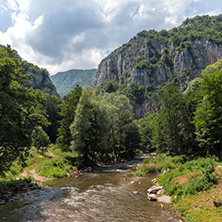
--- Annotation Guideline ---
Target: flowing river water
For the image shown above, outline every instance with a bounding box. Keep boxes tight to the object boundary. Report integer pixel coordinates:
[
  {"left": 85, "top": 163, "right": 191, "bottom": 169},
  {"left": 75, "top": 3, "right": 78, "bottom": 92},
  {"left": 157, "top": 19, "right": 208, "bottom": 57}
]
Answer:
[{"left": 0, "top": 157, "right": 181, "bottom": 222}]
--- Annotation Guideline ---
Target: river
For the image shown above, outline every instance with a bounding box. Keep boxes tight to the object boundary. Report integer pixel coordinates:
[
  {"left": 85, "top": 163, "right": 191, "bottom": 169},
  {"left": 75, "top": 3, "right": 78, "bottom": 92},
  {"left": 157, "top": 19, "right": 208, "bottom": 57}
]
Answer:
[{"left": 0, "top": 158, "right": 180, "bottom": 222}]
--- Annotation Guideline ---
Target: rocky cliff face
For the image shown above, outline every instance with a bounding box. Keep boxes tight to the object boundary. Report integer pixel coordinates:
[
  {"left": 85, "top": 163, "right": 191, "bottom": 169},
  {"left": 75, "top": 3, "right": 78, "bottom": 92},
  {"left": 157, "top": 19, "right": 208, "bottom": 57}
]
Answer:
[
  {"left": 92, "top": 15, "right": 222, "bottom": 118},
  {"left": 23, "top": 62, "right": 58, "bottom": 96}
]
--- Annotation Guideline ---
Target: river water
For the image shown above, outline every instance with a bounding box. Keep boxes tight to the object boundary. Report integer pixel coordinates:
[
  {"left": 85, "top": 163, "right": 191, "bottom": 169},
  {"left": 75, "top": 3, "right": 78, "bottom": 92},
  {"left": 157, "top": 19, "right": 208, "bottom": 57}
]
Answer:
[{"left": 0, "top": 158, "right": 180, "bottom": 222}]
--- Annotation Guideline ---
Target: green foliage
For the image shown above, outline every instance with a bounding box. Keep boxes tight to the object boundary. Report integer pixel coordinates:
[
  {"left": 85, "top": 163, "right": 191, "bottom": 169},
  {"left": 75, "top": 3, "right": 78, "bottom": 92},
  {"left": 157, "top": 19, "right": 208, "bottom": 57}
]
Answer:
[
  {"left": 36, "top": 157, "right": 74, "bottom": 178},
  {"left": 0, "top": 177, "right": 33, "bottom": 192},
  {"left": 42, "top": 90, "right": 62, "bottom": 143},
  {"left": 104, "top": 80, "right": 118, "bottom": 93},
  {"left": 70, "top": 89, "right": 141, "bottom": 167},
  {"left": 151, "top": 156, "right": 217, "bottom": 202},
  {"left": 31, "top": 126, "right": 50, "bottom": 152},
  {"left": 194, "top": 60, "right": 222, "bottom": 156},
  {"left": 0, "top": 45, "right": 49, "bottom": 175},
  {"left": 137, "top": 114, "right": 157, "bottom": 152},
  {"left": 134, "top": 165, "right": 157, "bottom": 176},
  {"left": 127, "top": 82, "right": 145, "bottom": 105},
  {"left": 56, "top": 85, "right": 82, "bottom": 151}
]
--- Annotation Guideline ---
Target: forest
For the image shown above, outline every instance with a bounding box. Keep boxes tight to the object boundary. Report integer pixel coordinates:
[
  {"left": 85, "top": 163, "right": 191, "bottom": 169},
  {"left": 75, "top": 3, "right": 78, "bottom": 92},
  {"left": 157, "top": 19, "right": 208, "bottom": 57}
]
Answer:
[{"left": 1, "top": 44, "right": 222, "bottom": 176}]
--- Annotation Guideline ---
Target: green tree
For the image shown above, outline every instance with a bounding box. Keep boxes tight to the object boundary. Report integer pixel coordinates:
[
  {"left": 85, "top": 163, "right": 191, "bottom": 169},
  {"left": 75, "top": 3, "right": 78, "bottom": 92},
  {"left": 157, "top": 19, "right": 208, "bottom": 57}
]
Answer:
[
  {"left": 194, "top": 60, "right": 222, "bottom": 156},
  {"left": 56, "top": 85, "right": 82, "bottom": 151},
  {"left": 70, "top": 88, "right": 108, "bottom": 167},
  {"left": 152, "top": 84, "right": 183, "bottom": 155},
  {"left": 42, "top": 90, "right": 62, "bottom": 143},
  {"left": 104, "top": 93, "right": 140, "bottom": 159},
  {"left": 0, "top": 45, "right": 48, "bottom": 174},
  {"left": 31, "top": 126, "right": 50, "bottom": 153}
]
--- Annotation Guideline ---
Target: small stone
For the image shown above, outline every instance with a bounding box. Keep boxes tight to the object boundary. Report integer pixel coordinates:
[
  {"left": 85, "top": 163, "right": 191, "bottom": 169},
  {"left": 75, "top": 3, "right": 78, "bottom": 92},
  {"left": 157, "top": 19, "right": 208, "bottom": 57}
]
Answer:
[
  {"left": 151, "top": 178, "right": 157, "bottom": 183},
  {"left": 3, "top": 217, "right": 7, "bottom": 220},
  {"left": 0, "top": 200, "right": 6, "bottom": 205},
  {"left": 157, "top": 189, "right": 165, "bottom": 195},
  {"left": 133, "top": 191, "right": 139, "bottom": 194}
]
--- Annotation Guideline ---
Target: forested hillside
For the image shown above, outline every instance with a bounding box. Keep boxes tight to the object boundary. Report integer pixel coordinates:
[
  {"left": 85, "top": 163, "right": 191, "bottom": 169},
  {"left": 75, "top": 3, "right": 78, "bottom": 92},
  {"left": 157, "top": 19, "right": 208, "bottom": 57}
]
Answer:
[
  {"left": 0, "top": 45, "right": 57, "bottom": 95},
  {"left": 92, "top": 14, "right": 222, "bottom": 118},
  {"left": 50, "top": 69, "right": 97, "bottom": 97}
]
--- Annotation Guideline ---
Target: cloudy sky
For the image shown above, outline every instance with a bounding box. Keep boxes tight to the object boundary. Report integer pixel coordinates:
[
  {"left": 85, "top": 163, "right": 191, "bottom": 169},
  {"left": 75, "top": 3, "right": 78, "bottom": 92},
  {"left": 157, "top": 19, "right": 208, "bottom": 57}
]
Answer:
[{"left": 0, "top": 0, "right": 221, "bottom": 75}]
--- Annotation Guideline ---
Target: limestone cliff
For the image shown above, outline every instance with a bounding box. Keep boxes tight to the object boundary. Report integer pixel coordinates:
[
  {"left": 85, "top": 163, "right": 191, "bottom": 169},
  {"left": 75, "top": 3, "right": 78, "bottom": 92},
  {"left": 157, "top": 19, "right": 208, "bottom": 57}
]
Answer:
[
  {"left": 23, "top": 61, "right": 57, "bottom": 95},
  {"left": 92, "top": 15, "right": 222, "bottom": 118}
]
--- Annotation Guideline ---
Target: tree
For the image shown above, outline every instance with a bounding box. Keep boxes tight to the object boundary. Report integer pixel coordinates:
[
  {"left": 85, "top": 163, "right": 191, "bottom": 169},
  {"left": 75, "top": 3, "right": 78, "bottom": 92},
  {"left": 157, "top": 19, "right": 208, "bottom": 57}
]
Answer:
[
  {"left": 70, "top": 90, "right": 141, "bottom": 167},
  {"left": 152, "top": 84, "right": 183, "bottom": 155},
  {"left": 42, "top": 89, "right": 62, "bottom": 143},
  {"left": 56, "top": 85, "right": 82, "bottom": 151},
  {"left": 104, "top": 93, "right": 140, "bottom": 160},
  {"left": 31, "top": 126, "right": 50, "bottom": 153},
  {"left": 194, "top": 60, "right": 222, "bottom": 156},
  {"left": 70, "top": 88, "right": 108, "bottom": 167},
  {"left": 0, "top": 45, "right": 48, "bottom": 174}
]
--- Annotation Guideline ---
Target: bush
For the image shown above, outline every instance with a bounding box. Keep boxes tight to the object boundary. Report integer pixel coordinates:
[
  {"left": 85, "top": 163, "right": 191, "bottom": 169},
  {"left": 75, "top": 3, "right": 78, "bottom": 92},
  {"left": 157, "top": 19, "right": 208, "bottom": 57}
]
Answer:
[
  {"left": 134, "top": 165, "right": 157, "bottom": 176},
  {"left": 0, "top": 177, "right": 33, "bottom": 191},
  {"left": 36, "top": 157, "right": 74, "bottom": 178}
]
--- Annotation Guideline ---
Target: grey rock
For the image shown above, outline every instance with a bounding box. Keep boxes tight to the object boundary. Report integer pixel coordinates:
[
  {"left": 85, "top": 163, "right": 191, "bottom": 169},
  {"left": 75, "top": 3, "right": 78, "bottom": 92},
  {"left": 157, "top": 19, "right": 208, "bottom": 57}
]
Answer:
[
  {"left": 147, "top": 193, "right": 157, "bottom": 201},
  {"left": 147, "top": 186, "right": 164, "bottom": 194}
]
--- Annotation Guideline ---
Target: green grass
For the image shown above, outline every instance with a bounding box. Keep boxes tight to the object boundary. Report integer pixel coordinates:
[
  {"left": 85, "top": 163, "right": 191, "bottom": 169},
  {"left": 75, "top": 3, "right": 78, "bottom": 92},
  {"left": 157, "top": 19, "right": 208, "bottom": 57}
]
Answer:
[
  {"left": 0, "top": 177, "right": 33, "bottom": 191},
  {"left": 36, "top": 157, "right": 75, "bottom": 178},
  {"left": 134, "top": 155, "right": 222, "bottom": 221}
]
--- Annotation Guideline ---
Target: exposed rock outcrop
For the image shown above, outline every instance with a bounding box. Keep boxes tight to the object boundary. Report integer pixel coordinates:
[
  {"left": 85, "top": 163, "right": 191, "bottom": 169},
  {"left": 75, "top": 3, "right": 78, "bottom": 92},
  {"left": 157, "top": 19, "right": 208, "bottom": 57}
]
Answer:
[
  {"left": 92, "top": 15, "right": 222, "bottom": 118},
  {"left": 24, "top": 63, "right": 57, "bottom": 96}
]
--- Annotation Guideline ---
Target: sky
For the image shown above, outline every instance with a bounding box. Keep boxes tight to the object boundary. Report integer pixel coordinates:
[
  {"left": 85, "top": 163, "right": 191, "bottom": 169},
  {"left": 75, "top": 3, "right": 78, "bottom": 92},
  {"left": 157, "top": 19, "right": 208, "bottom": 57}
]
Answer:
[{"left": 0, "top": 0, "right": 221, "bottom": 75}]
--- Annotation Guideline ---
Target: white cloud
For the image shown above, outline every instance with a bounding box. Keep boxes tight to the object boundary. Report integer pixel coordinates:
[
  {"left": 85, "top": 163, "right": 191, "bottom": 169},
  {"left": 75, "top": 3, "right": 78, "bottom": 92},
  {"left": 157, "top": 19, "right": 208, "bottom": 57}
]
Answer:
[{"left": 0, "top": 0, "right": 221, "bottom": 74}]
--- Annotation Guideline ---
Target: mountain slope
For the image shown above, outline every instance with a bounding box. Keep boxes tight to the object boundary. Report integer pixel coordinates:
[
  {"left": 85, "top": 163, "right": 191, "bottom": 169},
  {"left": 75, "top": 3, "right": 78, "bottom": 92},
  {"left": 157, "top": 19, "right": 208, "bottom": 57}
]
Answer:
[
  {"left": 92, "top": 14, "right": 222, "bottom": 118},
  {"left": 23, "top": 61, "right": 57, "bottom": 95},
  {"left": 1, "top": 45, "right": 57, "bottom": 95},
  {"left": 50, "top": 69, "right": 97, "bottom": 97}
]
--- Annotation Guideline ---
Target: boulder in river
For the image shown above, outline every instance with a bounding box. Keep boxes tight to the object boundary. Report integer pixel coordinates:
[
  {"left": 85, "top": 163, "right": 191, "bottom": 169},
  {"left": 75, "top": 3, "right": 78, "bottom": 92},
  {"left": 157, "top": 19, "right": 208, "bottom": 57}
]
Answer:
[
  {"left": 147, "top": 186, "right": 164, "bottom": 194},
  {"left": 157, "top": 195, "right": 172, "bottom": 204},
  {"left": 147, "top": 193, "right": 157, "bottom": 201}
]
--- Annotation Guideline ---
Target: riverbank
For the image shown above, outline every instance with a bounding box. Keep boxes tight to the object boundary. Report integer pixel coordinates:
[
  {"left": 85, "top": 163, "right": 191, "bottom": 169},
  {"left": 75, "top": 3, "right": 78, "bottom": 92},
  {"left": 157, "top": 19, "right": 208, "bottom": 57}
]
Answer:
[{"left": 135, "top": 155, "right": 222, "bottom": 222}]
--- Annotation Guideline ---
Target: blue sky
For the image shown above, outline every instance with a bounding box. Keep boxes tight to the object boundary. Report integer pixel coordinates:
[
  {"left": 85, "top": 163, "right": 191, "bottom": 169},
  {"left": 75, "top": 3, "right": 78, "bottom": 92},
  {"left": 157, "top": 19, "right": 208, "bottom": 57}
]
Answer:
[{"left": 0, "top": 0, "right": 221, "bottom": 74}]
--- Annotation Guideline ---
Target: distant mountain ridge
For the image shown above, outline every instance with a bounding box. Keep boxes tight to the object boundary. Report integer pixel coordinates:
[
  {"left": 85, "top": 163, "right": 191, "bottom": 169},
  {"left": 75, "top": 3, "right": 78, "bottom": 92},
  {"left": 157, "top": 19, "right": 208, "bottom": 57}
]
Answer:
[{"left": 50, "top": 69, "right": 97, "bottom": 96}]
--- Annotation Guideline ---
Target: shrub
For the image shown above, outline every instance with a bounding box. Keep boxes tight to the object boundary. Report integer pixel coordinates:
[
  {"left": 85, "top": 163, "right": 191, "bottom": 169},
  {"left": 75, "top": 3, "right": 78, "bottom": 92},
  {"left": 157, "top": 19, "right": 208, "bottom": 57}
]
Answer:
[
  {"left": 134, "top": 165, "right": 157, "bottom": 176},
  {"left": 0, "top": 177, "right": 33, "bottom": 191},
  {"left": 36, "top": 157, "right": 74, "bottom": 178}
]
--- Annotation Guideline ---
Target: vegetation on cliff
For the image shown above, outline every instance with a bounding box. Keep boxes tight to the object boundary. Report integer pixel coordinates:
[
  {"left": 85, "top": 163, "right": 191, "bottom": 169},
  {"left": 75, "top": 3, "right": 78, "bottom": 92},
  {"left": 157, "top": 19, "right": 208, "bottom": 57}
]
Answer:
[{"left": 92, "top": 14, "right": 222, "bottom": 118}]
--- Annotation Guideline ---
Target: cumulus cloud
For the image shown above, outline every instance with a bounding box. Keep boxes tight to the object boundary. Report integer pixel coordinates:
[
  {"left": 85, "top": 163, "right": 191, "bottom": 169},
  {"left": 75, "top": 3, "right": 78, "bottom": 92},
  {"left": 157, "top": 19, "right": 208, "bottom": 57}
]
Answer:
[{"left": 0, "top": 0, "right": 221, "bottom": 74}]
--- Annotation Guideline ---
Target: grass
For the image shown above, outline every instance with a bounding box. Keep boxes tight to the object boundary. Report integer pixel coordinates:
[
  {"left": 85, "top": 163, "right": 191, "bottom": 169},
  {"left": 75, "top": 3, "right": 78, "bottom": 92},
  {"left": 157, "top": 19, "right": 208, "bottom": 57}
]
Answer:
[
  {"left": 0, "top": 177, "right": 33, "bottom": 192},
  {"left": 36, "top": 157, "right": 75, "bottom": 178},
  {"left": 0, "top": 144, "right": 78, "bottom": 191},
  {"left": 134, "top": 155, "right": 222, "bottom": 221}
]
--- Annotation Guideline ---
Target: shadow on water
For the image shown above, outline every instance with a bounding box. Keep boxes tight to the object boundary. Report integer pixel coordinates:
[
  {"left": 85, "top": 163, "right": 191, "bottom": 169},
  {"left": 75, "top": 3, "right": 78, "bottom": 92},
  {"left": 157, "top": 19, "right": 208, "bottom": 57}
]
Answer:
[{"left": 0, "top": 185, "right": 66, "bottom": 222}]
